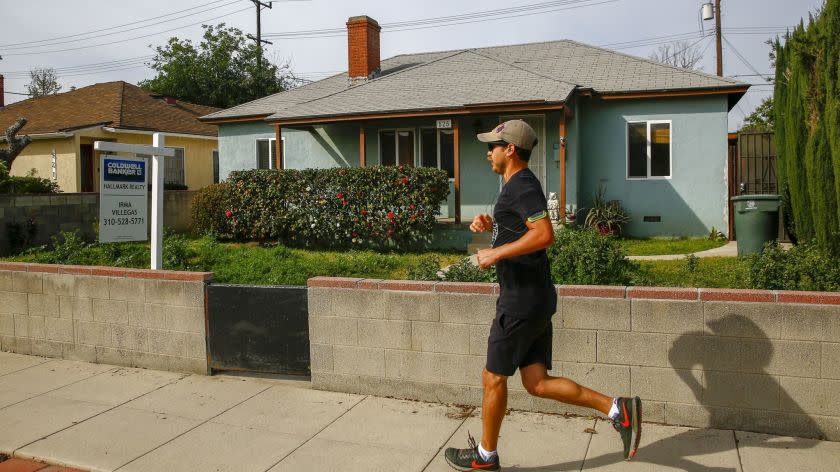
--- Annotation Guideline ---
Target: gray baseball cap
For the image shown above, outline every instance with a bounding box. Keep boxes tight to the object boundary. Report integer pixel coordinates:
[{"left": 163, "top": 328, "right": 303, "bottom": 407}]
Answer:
[{"left": 477, "top": 119, "right": 538, "bottom": 151}]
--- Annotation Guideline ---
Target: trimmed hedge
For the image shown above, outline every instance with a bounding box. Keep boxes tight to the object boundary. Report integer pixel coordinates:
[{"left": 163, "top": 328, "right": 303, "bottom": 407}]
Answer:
[{"left": 194, "top": 166, "right": 449, "bottom": 250}]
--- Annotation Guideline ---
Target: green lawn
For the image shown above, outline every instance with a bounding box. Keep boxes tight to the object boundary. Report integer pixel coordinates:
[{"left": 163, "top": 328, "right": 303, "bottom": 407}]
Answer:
[
  {"left": 5, "top": 234, "right": 749, "bottom": 288},
  {"left": 634, "top": 257, "right": 749, "bottom": 289},
  {"left": 620, "top": 238, "right": 728, "bottom": 256},
  {"left": 3, "top": 236, "right": 463, "bottom": 286}
]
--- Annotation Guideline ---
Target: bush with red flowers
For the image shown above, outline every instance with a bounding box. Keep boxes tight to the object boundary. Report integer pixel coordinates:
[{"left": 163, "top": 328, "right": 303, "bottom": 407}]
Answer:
[{"left": 198, "top": 166, "right": 449, "bottom": 250}]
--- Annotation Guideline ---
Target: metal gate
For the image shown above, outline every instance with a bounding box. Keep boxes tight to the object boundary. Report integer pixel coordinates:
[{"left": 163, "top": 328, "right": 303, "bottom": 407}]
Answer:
[
  {"left": 737, "top": 132, "right": 777, "bottom": 195},
  {"left": 207, "top": 284, "right": 310, "bottom": 375},
  {"left": 734, "top": 131, "right": 789, "bottom": 241}
]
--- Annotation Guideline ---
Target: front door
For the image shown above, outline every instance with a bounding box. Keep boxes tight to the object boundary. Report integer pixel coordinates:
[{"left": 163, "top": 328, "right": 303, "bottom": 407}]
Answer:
[
  {"left": 80, "top": 144, "right": 94, "bottom": 192},
  {"left": 500, "top": 115, "right": 547, "bottom": 194}
]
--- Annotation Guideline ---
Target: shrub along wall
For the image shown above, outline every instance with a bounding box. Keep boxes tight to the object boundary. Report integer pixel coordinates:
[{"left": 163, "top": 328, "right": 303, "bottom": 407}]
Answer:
[
  {"left": 199, "top": 166, "right": 449, "bottom": 250},
  {"left": 308, "top": 277, "right": 840, "bottom": 441}
]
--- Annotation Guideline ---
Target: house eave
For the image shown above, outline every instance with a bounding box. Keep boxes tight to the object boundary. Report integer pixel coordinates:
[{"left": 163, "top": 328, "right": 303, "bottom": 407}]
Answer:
[
  {"left": 599, "top": 85, "right": 750, "bottom": 101},
  {"left": 198, "top": 113, "right": 272, "bottom": 124},
  {"left": 102, "top": 127, "right": 218, "bottom": 140},
  {"left": 268, "top": 101, "right": 566, "bottom": 126}
]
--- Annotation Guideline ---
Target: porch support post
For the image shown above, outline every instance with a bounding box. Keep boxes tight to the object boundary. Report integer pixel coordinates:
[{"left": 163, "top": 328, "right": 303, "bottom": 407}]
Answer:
[
  {"left": 453, "top": 118, "right": 461, "bottom": 224},
  {"left": 275, "top": 125, "right": 283, "bottom": 169},
  {"left": 359, "top": 127, "right": 366, "bottom": 167},
  {"left": 559, "top": 109, "right": 567, "bottom": 223}
]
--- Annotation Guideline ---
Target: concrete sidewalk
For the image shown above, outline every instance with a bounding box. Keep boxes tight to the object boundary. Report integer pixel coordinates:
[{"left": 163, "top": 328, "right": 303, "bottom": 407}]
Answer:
[{"left": 1, "top": 352, "right": 839, "bottom": 472}]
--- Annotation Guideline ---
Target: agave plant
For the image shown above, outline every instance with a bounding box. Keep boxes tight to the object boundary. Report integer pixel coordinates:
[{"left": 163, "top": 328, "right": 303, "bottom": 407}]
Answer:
[{"left": 584, "top": 186, "right": 630, "bottom": 236}]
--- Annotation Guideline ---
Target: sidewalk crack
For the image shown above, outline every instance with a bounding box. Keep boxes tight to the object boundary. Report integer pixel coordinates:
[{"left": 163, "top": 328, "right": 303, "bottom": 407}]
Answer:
[
  {"left": 420, "top": 405, "right": 475, "bottom": 471},
  {"left": 733, "top": 430, "right": 744, "bottom": 472},
  {"left": 261, "top": 394, "right": 370, "bottom": 472},
  {"left": 11, "top": 368, "right": 185, "bottom": 456},
  {"left": 579, "top": 417, "right": 597, "bottom": 471},
  {"left": 112, "top": 381, "right": 274, "bottom": 471},
  {"left": 1, "top": 362, "right": 119, "bottom": 412}
]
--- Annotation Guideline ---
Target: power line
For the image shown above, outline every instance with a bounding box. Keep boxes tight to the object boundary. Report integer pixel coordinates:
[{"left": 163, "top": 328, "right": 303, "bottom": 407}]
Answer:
[
  {"left": 0, "top": 5, "right": 252, "bottom": 56},
  {"left": 0, "top": 1, "right": 239, "bottom": 52},
  {"left": 264, "top": 0, "right": 619, "bottom": 39},
  {"left": 722, "top": 34, "right": 764, "bottom": 77}
]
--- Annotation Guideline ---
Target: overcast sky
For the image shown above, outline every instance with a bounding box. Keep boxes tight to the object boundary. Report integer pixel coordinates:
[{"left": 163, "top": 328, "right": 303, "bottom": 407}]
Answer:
[{"left": 0, "top": 0, "right": 824, "bottom": 130}]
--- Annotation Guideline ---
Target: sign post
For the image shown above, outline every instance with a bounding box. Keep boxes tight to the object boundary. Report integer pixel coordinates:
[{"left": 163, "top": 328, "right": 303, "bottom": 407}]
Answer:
[
  {"left": 151, "top": 133, "right": 165, "bottom": 270},
  {"left": 94, "top": 134, "right": 174, "bottom": 270}
]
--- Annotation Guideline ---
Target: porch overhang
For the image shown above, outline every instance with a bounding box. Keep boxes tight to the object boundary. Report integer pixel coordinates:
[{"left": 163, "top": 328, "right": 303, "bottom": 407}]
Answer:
[{"left": 268, "top": 100, "right": 564, "bottom": 126}]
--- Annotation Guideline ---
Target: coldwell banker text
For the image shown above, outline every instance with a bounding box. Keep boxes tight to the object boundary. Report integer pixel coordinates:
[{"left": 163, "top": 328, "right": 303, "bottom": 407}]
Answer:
[{"left": 104, "top": 159, "right": 146, "bottom": 183}]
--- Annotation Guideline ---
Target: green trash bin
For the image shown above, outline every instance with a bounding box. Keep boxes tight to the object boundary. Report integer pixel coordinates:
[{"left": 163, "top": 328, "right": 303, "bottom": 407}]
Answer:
[{"left": 731, "top": 194, "right": 780, "bottom": 256}]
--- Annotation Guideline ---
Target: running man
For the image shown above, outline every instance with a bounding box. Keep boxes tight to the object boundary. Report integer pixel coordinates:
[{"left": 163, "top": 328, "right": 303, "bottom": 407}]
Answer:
[{"left": 444, "top": 120, "right": 641, "bottom": 471}]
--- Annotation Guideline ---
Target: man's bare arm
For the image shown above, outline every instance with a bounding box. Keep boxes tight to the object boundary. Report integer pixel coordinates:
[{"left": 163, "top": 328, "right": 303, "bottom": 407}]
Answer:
[{"left": 476, "top": 216, "right": 553, "bottom": 268}]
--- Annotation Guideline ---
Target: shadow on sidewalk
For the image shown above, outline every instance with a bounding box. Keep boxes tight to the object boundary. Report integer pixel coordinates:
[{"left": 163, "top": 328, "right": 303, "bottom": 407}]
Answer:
[{"left": 508, "top": 314, "right": 821, "bottom": 472}]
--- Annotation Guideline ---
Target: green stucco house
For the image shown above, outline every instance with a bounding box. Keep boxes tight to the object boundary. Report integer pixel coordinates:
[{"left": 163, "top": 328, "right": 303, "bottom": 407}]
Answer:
[{"left": 200, "top": 16, "right": 749, "bottom": 239}]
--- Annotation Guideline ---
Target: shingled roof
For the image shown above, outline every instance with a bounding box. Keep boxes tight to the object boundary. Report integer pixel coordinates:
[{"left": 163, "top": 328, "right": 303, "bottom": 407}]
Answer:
[
  {"left": 201, "top": 39, "right": 747, "bottom": 123},
  {"left": 0, "top": 82, "right": 220, "bottom": 137}
]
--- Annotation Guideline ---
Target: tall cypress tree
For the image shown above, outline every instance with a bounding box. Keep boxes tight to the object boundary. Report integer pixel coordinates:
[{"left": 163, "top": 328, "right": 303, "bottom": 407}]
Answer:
[{"left": 773, "top": 1, "right": 840, "bottom": 255}]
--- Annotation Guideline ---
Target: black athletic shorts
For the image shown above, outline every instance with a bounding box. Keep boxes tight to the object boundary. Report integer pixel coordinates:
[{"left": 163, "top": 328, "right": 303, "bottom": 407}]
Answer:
[{"left": 486, "top": 313, "right": 553, "bottom": 376}]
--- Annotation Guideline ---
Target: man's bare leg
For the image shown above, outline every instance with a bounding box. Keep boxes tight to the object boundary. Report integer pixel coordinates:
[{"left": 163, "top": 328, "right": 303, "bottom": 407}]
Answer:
[
  {"left": 480, "top": 368, "right": 508, "bottom": 452},
  {"left": 519, "top": 363, "right": 612, "bottom": 414}
]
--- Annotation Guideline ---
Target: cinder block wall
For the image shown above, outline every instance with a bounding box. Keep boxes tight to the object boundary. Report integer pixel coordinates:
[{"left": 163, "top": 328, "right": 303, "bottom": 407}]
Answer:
[
  {"left": 0, "top": 262, "right": 211, "bottom": 374},
  {"left": 0, "top": 191, "right": 196, "bottom": 255},
  {"left": 308, "top": 277, "right": 840, "bottom": 441}
]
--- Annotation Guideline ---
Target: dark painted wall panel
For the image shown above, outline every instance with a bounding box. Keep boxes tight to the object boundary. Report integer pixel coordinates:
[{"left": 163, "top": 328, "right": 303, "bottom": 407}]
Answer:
[{"left": 207, "top": 284, "right": 309, "bottom": 375}]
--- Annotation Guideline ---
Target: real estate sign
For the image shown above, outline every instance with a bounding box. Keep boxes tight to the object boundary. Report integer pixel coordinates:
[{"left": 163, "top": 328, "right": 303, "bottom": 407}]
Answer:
[{"left": 99, "top": 155, "right": 148, "bottom": 242}]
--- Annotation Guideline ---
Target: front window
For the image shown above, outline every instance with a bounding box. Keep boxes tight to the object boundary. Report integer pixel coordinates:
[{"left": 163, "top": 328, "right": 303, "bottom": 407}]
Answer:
[
  {"left": 164, "top": 147, "right": 185, "bottom": 186},
  {"left": 420, "top": 128, "right": 455, "bottom": 178},
  {"left": 380, "top": 129, "right": 414, "bottom": 166},
  {"left": 256, "top": 138, "right": 276, "bottom": 169},
  {"left": 627, "top": 121, "right": 671, "bottom": 179}
]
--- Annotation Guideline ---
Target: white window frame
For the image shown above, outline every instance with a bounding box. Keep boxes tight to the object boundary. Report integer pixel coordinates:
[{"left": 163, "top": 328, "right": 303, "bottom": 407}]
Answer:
[
  {"left": 378, "top": 128, "right": 416, "bottom": 167},
  {"left": 418, "top": 127, "right": 455, "bottom": 182},
  {"left": 256, "top": 138, "right": 276, "bottom": 170},
  {"left": 626, "top": 120, "right": 672, "bottom": 180}
]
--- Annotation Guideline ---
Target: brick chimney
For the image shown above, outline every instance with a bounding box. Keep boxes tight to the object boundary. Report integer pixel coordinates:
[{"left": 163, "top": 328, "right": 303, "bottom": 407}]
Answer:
[
  {"left": 346, "top": 16, "right": 381, "bottom": 84},
  {"left": 0, "top": 74, "right": 5, "bottom": 109}
]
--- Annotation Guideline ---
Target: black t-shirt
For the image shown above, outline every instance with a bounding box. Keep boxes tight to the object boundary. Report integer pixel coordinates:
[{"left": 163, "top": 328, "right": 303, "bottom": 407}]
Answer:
[{"left": 492, "top": 168, "right": 557, "bottom": 319}]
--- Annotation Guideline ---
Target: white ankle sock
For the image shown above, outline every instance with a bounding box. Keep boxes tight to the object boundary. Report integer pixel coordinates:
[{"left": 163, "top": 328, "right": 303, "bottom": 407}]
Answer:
[
  {"left": 608, "top": 397, "right": 620, "bottom": 420},
  {"left": 478, "top": 443, "right": 497, "bottom": 461}
]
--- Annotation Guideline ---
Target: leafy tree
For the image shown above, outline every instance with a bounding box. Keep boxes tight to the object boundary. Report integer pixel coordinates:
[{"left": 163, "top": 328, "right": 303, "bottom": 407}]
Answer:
[
  {"left": 648, "top": 40, "right": 704, "bottom": 70},
  {"left": 26, "top": 68, "right": 62, "bottom": 97},
  {"left": 140, "top": 24, "right": 302, "bottom": 108},
  {"left": 740, "top": 97, "right": 774, "bottom": 132}
]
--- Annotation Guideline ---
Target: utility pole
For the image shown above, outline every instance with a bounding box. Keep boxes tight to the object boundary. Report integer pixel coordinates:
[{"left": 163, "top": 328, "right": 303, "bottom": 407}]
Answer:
[
  {"left": 715, "top": 0, "right": 723, "bottom": 76},
  {"left": 247, "top": 0, "right": 273, "bottom": 77}
]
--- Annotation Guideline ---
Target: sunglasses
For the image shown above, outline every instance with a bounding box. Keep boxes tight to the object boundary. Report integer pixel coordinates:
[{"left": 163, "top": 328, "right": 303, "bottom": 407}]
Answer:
[{"left": 487, "top": 141, "right": 508, "bottom": 152}]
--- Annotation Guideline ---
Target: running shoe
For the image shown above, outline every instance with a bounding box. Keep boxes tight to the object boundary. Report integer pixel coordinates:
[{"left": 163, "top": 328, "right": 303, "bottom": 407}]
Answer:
[
  {"left": 612, "top": 396, "right": 642, "bottom": 460},
  {"left": 444, "top": 432, "right": 500, "bottom": 471}
]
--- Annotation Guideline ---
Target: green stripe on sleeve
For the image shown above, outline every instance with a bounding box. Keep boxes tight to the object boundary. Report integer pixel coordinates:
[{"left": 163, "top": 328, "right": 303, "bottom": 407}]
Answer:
[{"left": 527, "top": 210, "right": 548, "bottom": 222}]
